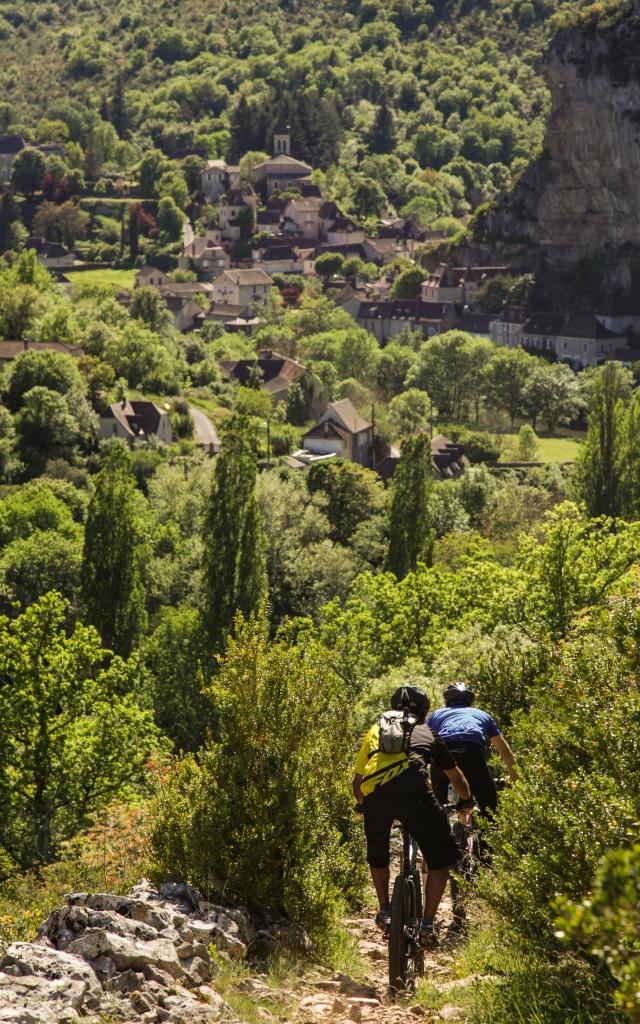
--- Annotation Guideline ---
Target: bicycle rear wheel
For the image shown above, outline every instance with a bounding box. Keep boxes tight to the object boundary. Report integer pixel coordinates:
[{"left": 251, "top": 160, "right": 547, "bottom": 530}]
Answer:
[
  {"left": 450, "top": 821, "right": 468, "bottom": 929},
  {"left": 388, "top": 873, "right": 408, "bottom": 993},
  {"left": 412, "top": 869, "right": 424, "bottom": 978}
]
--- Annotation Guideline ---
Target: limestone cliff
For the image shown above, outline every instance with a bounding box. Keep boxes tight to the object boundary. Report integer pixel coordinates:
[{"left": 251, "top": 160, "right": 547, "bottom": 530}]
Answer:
[{"left": 482, "top": 1, "right": 640, "bottom": 296}]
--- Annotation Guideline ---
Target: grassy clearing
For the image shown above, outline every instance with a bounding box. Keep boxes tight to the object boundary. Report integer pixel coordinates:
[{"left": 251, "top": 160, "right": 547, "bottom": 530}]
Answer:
[
  {"left": 66, "top": 268, "right": 135, "bottom": 290},
  {"left": 499, "top": 433, "right": 582, "bottom": 463}
]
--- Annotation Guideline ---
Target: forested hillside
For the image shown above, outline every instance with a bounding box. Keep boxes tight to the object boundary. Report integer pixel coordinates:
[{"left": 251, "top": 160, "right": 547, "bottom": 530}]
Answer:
[{"left": 0, "top": 0, "right": 587, "bottom": 220}]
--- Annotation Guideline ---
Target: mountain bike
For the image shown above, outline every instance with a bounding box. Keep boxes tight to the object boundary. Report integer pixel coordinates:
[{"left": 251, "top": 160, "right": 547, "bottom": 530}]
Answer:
[
  {"left": 444, "top": 800, "right": 480, "bottom": 930},
  {"left": 445, "top": 779, "right": 507, "bottom": 929},
  {"left": 387, "top": 822, "right": 425, "bottom": 994}
]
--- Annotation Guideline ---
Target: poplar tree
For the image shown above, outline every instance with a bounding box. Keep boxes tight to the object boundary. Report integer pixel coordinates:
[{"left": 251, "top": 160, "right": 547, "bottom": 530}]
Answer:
[
  {"left": 202, "top": 415, "right": 267, "bottom": 653},
  {"left": 81, "top": 444, "right": 148, "bottom": 656},
  {"left": 385, "top": 434, "right": 434, "bottom": 579},
  {"left": 575, "top": 361, "right": 627, "bottom": 517}
]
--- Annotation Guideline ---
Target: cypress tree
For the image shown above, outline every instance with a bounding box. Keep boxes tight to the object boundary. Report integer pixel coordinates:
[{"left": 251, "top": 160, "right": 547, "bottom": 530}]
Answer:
[
  {"left": 370, "top": 95, "right": 395, "bottom": 155},
  {"left": 202, "top": 415, "right": 267, "bottom": 652},
  {"left": 384, "top": 434, "right": 434, "bottom": 579},
  {"left": 111, "top": 71, "right": 127, "bottom": 139},
  {"left": 81, "top": 444, "right": 148, "bottom": 656}
]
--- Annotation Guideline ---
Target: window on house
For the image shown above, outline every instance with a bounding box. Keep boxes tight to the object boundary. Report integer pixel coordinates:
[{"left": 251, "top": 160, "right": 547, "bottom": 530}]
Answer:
[{"left": 563, "top": 342, "right": 568, "bottom": 350}]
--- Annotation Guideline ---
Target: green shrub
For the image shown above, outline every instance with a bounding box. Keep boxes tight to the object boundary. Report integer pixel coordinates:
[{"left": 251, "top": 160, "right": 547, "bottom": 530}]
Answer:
[{"left": 147, "top": 615, "right": 366, "bottom": 944}]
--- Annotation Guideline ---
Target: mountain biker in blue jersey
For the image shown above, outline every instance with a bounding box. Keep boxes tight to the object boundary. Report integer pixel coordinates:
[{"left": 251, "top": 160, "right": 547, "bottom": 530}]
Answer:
[
  {"left": 353, "top": 685, "right": 472, "bottom": 948},
  {"left": 429, "top": 682, "right": 517, "bottom": 816}
]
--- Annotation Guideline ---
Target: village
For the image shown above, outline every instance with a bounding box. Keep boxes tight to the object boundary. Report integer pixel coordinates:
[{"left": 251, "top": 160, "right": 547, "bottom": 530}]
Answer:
[{"left": 0, "top": 123, "right": 635, "bottom": 476}]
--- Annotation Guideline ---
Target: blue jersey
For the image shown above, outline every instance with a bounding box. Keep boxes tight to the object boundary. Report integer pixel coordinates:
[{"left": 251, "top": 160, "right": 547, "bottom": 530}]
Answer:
[{"left": 428, "top": 706, "right": 500, "bottom": 747}]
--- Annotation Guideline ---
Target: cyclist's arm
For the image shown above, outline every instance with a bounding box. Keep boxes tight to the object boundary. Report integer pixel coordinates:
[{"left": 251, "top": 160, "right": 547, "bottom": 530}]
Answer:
[
  {"left": 490, "top": 734, "right": 518, "bottom": 781},
  {"left": 443, "top": 765, "right": 471, "bottom": 801},
  {"left": 352, "top": 772, "right": 364, "bottom": 805}
]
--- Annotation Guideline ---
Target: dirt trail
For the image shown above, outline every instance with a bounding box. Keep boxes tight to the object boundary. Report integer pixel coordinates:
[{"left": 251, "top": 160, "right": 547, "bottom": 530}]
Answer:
[{"left": 233, "top": 888, "right": 473, "bottom": 1024}]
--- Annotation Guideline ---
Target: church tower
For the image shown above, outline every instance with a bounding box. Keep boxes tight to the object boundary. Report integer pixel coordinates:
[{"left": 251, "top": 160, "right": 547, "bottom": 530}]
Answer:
[{"left": 273, "top": 119, "right": 291, "bottom": 156}]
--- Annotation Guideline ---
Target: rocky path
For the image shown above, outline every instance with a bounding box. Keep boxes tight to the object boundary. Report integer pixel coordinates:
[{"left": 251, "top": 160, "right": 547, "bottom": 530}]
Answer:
[{"left": 232, "top": 889, "right": 474, "bottom": 1024}]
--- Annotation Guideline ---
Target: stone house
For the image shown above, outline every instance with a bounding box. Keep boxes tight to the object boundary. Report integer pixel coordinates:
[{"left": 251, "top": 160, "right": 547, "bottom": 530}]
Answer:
[
  {"left": 490, "top": 306, "right": 528, "bottom": 348},
  {"left": 521, "top": 313, "right": 625, "bottom": 367},
  {"left": 220, "top": 348, "right": 321, "bottom": 411},
  {"left": 421, "top": 264, "right": 509, "bottom": 306},
  {"left": 340, "top": 296, "right": 458, "bottom": 343},
  {"left": 201, "top": 159, "right": 241, "bottom": 201},
  {"left": 25, "top": 237, "right": 74, "bottom": 269},
  {"left": 252, "top": 127, "right": 313, "bottom": 197},
  {"left": 211, "top": 268, "right": 272, "bottom": 308},
  {"left": 204, "top": 303, "right": 262, "bottom": 334},
  {"left": 135, "top": 266, "right": 167, "bottom": 289},
  {"left": 325, "top": 216, "right": 365, "bottom": 246},
  {"left": 219, "top": 184, "right": 258, "bottom": 242},
  {"left": 254, "top": 244, "right": 303, "bottom": 276},
  {"left": 99, "top": 399, "right": 172, "bottom": 445},
  {"left": 0, "top": 135, "right": 26, "bottom": 182},
  {"left": 281, "top": 197, "right": 322, "bottom": 239},
  {"left": 376, "top": 433, "right": 468, "bottom": 483},
  {"left": 178, "top": 235, "right": 229, "bottom": 280},
  {"left": 0, "top": 339, "right": 84, "bottom": 364},
  {"left": 302, "top": 399, "right": 373, "bottom": 466}
]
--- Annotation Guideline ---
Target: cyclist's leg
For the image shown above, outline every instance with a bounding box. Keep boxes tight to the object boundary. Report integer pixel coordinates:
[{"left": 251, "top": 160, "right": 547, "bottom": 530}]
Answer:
[
  {"left": 450, "top": 743, "right": 498, "bottom": 814},
  {"left": 363, "top": 789, "right": 394, "bottom": 920},
  {"left": 399, "top": 786, "right": 459, "bottom": 934}
]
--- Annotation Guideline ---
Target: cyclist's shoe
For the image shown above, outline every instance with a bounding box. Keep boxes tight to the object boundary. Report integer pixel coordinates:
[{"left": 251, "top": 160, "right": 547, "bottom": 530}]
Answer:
[
  {"left": 418, "top": 921, "right": 439, "bottom": 949},
  {"left": 375, "top": 906, "right": 391, "bottom": 932}
]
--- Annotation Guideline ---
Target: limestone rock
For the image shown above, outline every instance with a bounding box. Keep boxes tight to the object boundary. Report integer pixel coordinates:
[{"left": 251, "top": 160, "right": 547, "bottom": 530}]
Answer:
[{"left": 1, "top": 942, "right": 101, "bottom": 1008}]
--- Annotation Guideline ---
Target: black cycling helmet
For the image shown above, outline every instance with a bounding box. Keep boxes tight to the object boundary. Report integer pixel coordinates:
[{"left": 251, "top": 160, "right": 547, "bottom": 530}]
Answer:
[
  {"left": 390, "top": 685, "right": 430, "bottom": 713},
  {"left": 444, "top": 682, "right": 475, "bottom": 706}
]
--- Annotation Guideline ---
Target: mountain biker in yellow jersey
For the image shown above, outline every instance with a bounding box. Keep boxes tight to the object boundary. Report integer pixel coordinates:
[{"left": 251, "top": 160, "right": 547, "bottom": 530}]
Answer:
[
  {"left": 352, "top": 685, "right": 472, "bottom": 948},
  {"left": 429, "top": 683, "right": 518, "bottom": 817}
]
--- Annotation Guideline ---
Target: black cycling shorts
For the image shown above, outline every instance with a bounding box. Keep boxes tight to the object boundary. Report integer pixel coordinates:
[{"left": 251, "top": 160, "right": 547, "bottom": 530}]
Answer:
[
  {"left": 431, "top": 741, "right": 498, "bottom": 816},
  {"left": 362, "top": 771, "right": 459, "bottom": 870}
]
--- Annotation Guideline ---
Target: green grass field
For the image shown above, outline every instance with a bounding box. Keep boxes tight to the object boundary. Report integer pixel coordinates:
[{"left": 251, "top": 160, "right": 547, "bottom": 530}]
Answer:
[
  {"left": 66, "top": 268, "right": 135, "bottom": 290},
  {"left": 500, "top": 433, "right": 582, "bottom": 463}
]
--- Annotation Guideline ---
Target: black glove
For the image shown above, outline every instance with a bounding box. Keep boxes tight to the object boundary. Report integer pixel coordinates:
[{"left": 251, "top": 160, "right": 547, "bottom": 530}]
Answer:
[{"left": 455, "top": 796, "right": 475, "bottom": 811}]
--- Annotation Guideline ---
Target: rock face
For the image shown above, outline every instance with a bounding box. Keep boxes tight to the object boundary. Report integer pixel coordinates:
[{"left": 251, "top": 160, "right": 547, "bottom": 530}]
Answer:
[
  {"left": 485, "top": 2, "right": 640, "bottom": 291},
  {"left": 0, "top": 879, "right": 256, "bottom": 1023}
]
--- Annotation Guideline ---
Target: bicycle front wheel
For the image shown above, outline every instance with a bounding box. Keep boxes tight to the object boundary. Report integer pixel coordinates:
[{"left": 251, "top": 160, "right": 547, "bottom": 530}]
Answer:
[{"left": 388, "top": 872, "right": 408, "bottom": 994}]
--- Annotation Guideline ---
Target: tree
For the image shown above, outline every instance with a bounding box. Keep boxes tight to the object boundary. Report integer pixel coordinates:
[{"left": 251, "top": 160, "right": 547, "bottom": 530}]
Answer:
[
  {"left": 388, "top": 388, "right": 432, "bottom": 437},
  {"left": 130, "top": 286, "right": 170, "bottom": 331},
  {"left": 575, "top": 361, "right": 628, "bottom": 517},
  {"left": 141, "top": 607, "right": 211, "bottom": 753},
  {"left": 239, "top": 150, "right": 270, "bottom": 184},
  {"left": 385, "top": 434, "right": 434, "bottom": 578},
  {"left": 157, "top": 196, "right": 184, "bottom": 241},
  {"left": 81, "top": 445, "right": 148, "bottom": 656},
  {"left": 376, "top": 343, "right": 416, "bottom": 399},
  {"left": 0, "top": 592, "right": 163, "bottom": 868},
  {"left": 4, "top": 349, "right": 86, "bottom": 411},
  {"left": 110, "top": 70, "right": 128, "bottom": 138},
  {"left": 10, "top": 147, "right": 46, "bottom": 197},
  {"left": 523, "top": 362, "right": 583, "bottom": 433},
  {"left": 315, "top": 251, "right": 344, "bottom": 288},
  {"left": 407, "top": 330, "right": 480, "bottom": 420},
  {"left": 202, "top": 415, "right": 267, "bottom": 653},
  {"left": 485, "top": 347, "right": 535, "bottom": 426},
  {"left": 148, "top": 615, "right": 363, "bottom": 934},
  {"left": 369, "top": 96, "right": 396, "bottom": 154},
  {"left": 56, "top": 201, "right": 90, "bottom": 247},
  {"left": 15, "top": 387, "right": 82, "bottom": 476},
  {"left": 307, "top": 459, "right": 386, "bottom": 544},
  {"left": 389, "top": 266, "right": 424, "bottom": 299},
  {"left": 517, "top": 423, "right": 539, "bottom": 461},
  {"left": 0, "top": 529, "right": 82, "bottom": 614},
  {"left": 352, "top": 176, "right": 386, "bottom": 220}
]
